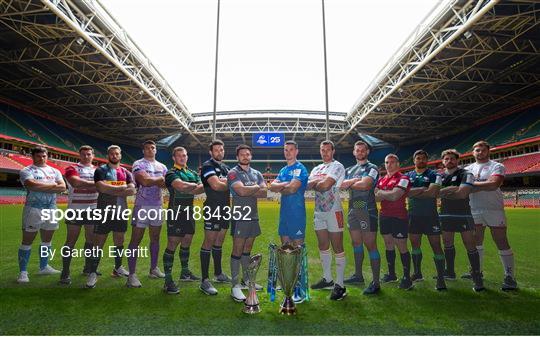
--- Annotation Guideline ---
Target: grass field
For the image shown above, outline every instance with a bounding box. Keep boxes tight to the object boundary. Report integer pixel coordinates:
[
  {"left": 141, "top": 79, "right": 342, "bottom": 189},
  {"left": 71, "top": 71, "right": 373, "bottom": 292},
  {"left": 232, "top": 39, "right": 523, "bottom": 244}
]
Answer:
[{"left": 0, "top": 202, "right": 539, "bottom": 335}]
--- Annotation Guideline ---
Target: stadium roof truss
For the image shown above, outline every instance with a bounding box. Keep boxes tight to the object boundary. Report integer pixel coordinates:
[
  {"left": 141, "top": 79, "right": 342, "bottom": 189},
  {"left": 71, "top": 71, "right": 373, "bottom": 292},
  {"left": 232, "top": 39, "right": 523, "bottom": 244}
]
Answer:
[{"left": 0, "top": 0, "right": 538, "bottom": 151}]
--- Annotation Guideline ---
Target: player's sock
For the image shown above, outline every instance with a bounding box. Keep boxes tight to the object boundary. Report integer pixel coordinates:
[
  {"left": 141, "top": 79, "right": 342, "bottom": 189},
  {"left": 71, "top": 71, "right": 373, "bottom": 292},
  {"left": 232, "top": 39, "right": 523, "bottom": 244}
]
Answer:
[
  {"left": 90, "top": 255, "right": 101, "bottom": 273},
  {"left": 39, "top": 242, "right": 52, "bottom": 270},
  {"left": 335, "top": 252, "right": 346, "bottom": 287},
  {"left": 477, "top": 245, "right": 484, "bottom": 271},
  {"left": 82, "top": 241, "right": 93, "bottom": 271},
  {"left": 200, "top": 248, "right": 211, "bottom": 280},
  {"left": 319, "top": 248, "right": 333, "bottom": 281},
  {"left": 114, "top": 245, "right": 124, "bottom": 269},
  {"left": 400, "top": 251, "right": 411, "bottom": 279},
  {"left": 368, "top": 250, "right": 381, "bottom": 285},
  {"left": 467, "top": 249, "right": 480, "bottom": 273},
  {"left": 434, "top": 254, "right": 445, "bottom": 279},
  {"left": 212, "top": 245, "right": 223, "bottom": 276},
  {"left": 241, "top": 252, "right": 251, "bottom": 283},
  {"left": 411, "top": 248, "right": 422, "bottom": 275},
  {"left": 385, "top": 249, "right": 396, "bottom": 276},
  {"left": 498, "top": 249, "right": 515, "bottom": 278},
  {"left": 353, "top": 244, "right": 364, "bottom": 277},
  {"left": 127, "top": 243, "right": 138, "bottom": 275},
  {"left": 150, "top": 241, "right": 159, "bottom": 271},
  {"left": 230, "top": 254, "right": 241, "bottom": 286},
  {"left": 18, "top": 245, "right": 31, "bottom": 272},
  {"left": 163, "top": 248, "right": 175, "bottom": 284},
  {"left": 180, "top": 246, "right": 190, "bottom": 273},
  {"left": 61, "top": 245, "right": 74, "bottom": 276},
  {"left": 444, "top": 245, "right": 456, "bottom": 274}
]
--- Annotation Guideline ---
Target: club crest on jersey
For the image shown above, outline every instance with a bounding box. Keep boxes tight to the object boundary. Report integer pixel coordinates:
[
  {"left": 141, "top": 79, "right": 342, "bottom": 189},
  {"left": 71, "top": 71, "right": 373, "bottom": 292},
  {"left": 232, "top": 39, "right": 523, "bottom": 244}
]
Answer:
[{"left": 360, "top": 221, "right": 368, "bottom": 230}]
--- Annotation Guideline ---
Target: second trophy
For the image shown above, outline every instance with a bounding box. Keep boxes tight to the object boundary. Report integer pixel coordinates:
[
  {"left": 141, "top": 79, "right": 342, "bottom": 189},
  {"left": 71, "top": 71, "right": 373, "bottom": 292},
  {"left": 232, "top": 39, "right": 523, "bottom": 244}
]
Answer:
[{"left": 276, "top": 243, "right": 303, "bottom": 315}]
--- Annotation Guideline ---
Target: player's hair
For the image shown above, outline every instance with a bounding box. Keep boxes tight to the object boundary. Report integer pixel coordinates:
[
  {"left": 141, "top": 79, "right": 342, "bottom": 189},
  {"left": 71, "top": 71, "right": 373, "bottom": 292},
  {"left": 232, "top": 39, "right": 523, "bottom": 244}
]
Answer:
[
  {"left": 107, "top": 145, "right": 121, "bottom": 153},
  {"left": 209, "top": 139, "right": 224, "bottom": 151},
  {"left": 472, "top": 140, "right": 490, "bottom": 150},
  {"left": 79, "top": 145, "right": 94, "bottom": 153},
  {"left": 31, "top": 146, "right": 47, "bottom": 156},
  {"left": 413, "top": 149, "right": 428, "bottom": 159},
  {"left": 354, "top": 140, "right": 371, "bottom": 151},
  {"left": 385, "top": 153, "right": 399, "bottom": 162},
  {"left": 236, "top": 144, "right": 252, "bottom": 156},
  {"left": 172, "top": 146, "right": 187, "bottom": 156},
  {"left": 284, "top": 140, "right": 298, "bottom": 149},
  {"left": 441, "top": 149, "right": 460, "bottom": 159},
  {"left": 320, "top": 140, "right": 335, "bottom": 150},
  {"left": 142, "top": 140, "right": 156, "bottom": 148}
]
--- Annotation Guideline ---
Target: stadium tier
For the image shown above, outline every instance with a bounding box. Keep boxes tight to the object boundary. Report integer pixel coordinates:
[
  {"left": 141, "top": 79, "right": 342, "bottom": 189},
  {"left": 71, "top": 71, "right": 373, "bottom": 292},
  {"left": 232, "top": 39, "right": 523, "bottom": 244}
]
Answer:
[
  {"left": 0, "top": 154, "right": 24, "bottom": 172},
  {"left": 502, "top": 153, "right": 540, "bottom": 175}
]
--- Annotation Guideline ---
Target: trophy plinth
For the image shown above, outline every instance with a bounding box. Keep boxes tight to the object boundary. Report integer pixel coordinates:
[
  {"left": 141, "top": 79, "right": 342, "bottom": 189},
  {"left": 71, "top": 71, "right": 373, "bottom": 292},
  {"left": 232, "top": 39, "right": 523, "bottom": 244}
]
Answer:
[{"left": 279, "top": 296, "right": 297, "bottom": 315}]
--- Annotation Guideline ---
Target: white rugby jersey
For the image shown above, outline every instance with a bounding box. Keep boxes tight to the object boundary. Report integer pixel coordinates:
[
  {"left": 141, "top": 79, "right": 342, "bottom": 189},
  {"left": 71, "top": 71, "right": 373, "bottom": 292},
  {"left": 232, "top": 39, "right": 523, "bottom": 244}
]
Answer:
[
  {"left": 64, "top": 163, "right": 98, "bottom": 210},
  {"left": 466, "top": 160, "right": 505, "bottom": 211},
  {"left": 309, "top": 160, "right": 345, "bottom": 213}
]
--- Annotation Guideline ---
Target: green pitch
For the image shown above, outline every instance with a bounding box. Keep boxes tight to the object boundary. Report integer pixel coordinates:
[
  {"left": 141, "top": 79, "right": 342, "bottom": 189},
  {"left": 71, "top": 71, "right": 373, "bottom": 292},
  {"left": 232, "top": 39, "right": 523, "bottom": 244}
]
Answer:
[{"left": 0, "top": 202, "right": 539, "bottom": 335}]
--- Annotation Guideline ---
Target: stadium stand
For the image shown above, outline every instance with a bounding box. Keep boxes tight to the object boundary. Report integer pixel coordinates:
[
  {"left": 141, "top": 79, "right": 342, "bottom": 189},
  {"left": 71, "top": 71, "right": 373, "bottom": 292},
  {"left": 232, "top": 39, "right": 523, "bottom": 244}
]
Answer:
[
  {"left": 0, "top": 154, "right": 24, "bottom": 172},
  {"left": 502, "top": 153, "right": 540, "bottom": 175}
]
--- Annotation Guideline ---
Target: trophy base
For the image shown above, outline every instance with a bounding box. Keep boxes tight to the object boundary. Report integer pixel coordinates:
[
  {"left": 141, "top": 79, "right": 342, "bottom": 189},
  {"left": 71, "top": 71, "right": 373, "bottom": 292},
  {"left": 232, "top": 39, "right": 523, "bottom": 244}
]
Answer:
[
  {"left": 279, "top": 296, "right": 297, "bottom": 315},
  {"left": 243, "top": 303, "right": 261, "bottom": 314}
]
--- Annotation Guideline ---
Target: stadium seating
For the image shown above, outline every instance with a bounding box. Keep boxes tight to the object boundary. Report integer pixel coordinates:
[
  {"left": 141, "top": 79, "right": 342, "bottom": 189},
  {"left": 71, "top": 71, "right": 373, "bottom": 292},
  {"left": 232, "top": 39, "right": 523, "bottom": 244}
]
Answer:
[
  {"left": 0, "top": 155, "right": 24, "bottom": 171},
  {"left": 8, "top": 154, "right": 66, "bottom": 174},
  {"left": 502, "top": 153, "right": 540, "bottom": 175}
]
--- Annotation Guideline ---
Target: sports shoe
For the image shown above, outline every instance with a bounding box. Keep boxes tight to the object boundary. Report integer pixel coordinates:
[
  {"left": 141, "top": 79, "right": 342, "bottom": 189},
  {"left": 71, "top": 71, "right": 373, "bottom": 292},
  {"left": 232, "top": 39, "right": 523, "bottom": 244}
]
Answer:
[
  {"left": 149, "top": 267, "right": 165, "bottom": 279},
  {"left": 112, "top": 266, "right": 129, "bottom": 278},
  {"left": 411, "top": 273, "right": 424, "bottom": 282},
  {"left": 381, "top": 273, "right": 398, "bottom": 283},
  {"left": 472, "top": 272, "right": 485, "bottom": 292},
  {"left": 86, "top": 272, "right": 98, "bottom": 288},
  {"left": 329, "top": 284, "right": 347, "bottom": 300},
  {"left": 311, "top": 278, "right": 334, "bottom": 290},
  {"left": 363, "top": 281, "right": 381, "bottom": 295},
  {"left": 214, "top": 273, "right": 231, "bottom": 283},
  {"left": 344, "top": 273, "right": 364, "bottom": 284},
  {"left": 163, "top": 282, "right": 180, "bottom": 294},
  {"left": 59, "top": 275, "right": 72, "bottom": 285},
  {"left": 37, "top": 265, "right": 61, "bottom": 275},
  {"left": 17, "top": 271, "right": 29, "bottom": 283},
  {"left": 435, "top": 278, "right": 447, "bottom": 291},
  {"left": 126, "top": 274, "right": 142, "bottom": 288},
  {"left": 501, "top": 275, "right": 518, "bottom": 291},
  {"left": 240, "top": 279, "right": 263, "bottom": 291},
  {"left": 292, "top": 293, "right": 305, "bottom": 304},
  {"left": 179, "top": 269, "right": 200, "bottom": 282},
  {"left": 200, "top": 279, "right": 218, "bottom": 295},
  {"left": 231, "top": 284, "right": 246, "bottom": 302},
  {"left": 398, "top": 277, "right": 414, "bottom": 290}
]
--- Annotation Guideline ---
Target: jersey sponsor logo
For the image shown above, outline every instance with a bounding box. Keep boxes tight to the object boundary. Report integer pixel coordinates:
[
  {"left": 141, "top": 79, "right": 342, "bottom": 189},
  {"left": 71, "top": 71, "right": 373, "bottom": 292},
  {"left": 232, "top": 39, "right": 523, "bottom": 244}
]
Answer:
[
  {"left": 398, "top": 178, "right": 409, "bottom": 188},
  {"left": 368, "top": 168, "right": 377, "bottom": 179},
  {"left": 105, "top": 181, "right": 126, "bottom": 186}
]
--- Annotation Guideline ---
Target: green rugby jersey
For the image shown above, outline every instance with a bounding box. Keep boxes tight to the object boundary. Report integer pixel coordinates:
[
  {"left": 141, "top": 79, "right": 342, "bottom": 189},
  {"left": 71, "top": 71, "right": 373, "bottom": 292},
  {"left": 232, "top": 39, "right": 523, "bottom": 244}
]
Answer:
[{"left": 165, "top": 164, "right": 201, "bottom": 209}]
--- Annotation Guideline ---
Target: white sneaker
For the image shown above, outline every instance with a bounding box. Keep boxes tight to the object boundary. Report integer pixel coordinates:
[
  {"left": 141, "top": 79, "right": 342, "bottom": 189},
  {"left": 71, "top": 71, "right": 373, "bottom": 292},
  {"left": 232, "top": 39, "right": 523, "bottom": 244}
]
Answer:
[
  {"left": 112, "top": 266, "right": 129, "bottom": 277},
  {"left": 126, "top": 274, "right": 142, "bottom": 288},
  {"left": 149, "top": 267, "right": 165, "bottom": 279},
  {"left": 86, "top": 272, "right": 98, "bottom": 288},
  {"left": 231, "top": 285, "right": 246, "bottom": 302},
  {"left": 17, "top": 271, "right": 29, "bottom": 283},
  {"left": 37, "top": 265, "right": 61, "bottom": 275}
]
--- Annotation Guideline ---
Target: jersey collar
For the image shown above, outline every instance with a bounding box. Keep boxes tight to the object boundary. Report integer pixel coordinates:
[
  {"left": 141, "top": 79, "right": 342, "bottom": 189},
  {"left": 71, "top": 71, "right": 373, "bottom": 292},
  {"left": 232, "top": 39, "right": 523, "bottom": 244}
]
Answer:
[{"left": 174, "top": 164, "right": 188, "bottom": 172}]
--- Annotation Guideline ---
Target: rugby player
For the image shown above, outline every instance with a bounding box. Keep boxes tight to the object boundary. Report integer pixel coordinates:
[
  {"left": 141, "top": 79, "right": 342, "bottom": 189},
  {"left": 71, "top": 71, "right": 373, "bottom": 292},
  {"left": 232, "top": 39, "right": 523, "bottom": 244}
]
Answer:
[
  {"left": 162, "top": 147, "right": 204, "bottom": 294},
  {"left": 269, "top": 140, "right": 309, "bottom": 302},
  {"left": 375, "top": 154, "right": 413, "bottom": 290},
  {"left": 59, "top": 145, "right": 99, "bottom": 285},
  {"left": 126, "top": 140, "right": 167, "bottom": 288},
  {"left": 466, "top": 141, "right": 517, "bottom": 290},
  {"left": 340, "top": 140, "right": 381, "bottom": 295},
  {"left": 405, "top": 150, "right": 446, "bottom": 290},
  {"left": 228, "top": 144, "right": 267, "bottom": 302},
  {"left": 17, "top": 146, "right": 66, "bottom": 283},
  {"left": 438, "top": 149, "right": 484, "bottom": 292},
  {"left": 307, "top": 140, "right": 347, "bottom": 301},
  {"left": 199, "top": 139, "right": 232, "bottom": 296},
  {"left": 85, "top": 145, "right": 136, "bottom": 288}
]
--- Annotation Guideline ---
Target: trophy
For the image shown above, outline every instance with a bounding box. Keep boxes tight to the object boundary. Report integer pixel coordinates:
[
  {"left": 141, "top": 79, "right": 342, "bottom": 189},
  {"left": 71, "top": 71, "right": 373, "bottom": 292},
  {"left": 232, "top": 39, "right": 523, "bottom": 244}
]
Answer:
[
  {"left": 276, "top": 243, "right": 303, "bottom": 315},
  {"left": 243, "top": 253, "right": 263, "bottom": 314}
]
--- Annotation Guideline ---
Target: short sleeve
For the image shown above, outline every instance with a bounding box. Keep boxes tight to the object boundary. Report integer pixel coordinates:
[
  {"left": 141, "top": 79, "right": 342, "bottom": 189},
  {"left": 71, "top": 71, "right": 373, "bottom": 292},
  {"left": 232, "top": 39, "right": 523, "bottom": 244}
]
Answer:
[
  {"left": 492, "top": 163, "right": 505, "bottom": 177},
  {"left": 461, "top": 171, "right": 474, "bottom": 186},
  {"left": 125, "top": 169, "right": 134, "bottom": 184},
  {"left": 194, "top": 171, "right": 201, "bottom": 184},
  {"left": 344, "top": 166, "right": 353, "bottom": 179},
  {"left": 257, "top": 171, "right": 265, "bottom": 186},
  {"left": 94, "top": 167, "right": 106, "bottom": 183},
  {"left": 433, "top": 172, "right": 442, "bottom": 186},
  {"left": 367, "top": 166, "right": 379, "bottom": 181},
  {"left": 64, "top": 166, "right": 79, "bottom": 179},
  {"left": 299, "top": 165, "right": 309, "bottom": 184},
  {"left": 55, "top": 169, "right": 63, "bottom": 182},
  {"left": 165, "top": 170, "right": 178, "bottom": 187},
  {"left": 19, "top": 168, "right": 32, "bottom": 185},
  {"left": 396, "top": 176, "right": 410, "bottom": 190},
  {"left": 326, "top": 163, "right": 345, "bottom": 183},
  {"left": 227, "top": 169, "right": 241, "bottom": 187},
  {"left": 201, "top": 163, "right": 217, "bottom": 180},
  {"left": 132, "top": 160, "right": 144, "bottom": 175}
]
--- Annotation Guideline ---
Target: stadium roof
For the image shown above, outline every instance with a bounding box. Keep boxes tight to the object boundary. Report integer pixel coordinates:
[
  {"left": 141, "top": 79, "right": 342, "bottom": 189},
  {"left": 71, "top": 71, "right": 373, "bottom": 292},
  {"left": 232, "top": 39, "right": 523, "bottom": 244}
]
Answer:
[{"left": 0, "top": 0, "right": 538, "bottom": 151}]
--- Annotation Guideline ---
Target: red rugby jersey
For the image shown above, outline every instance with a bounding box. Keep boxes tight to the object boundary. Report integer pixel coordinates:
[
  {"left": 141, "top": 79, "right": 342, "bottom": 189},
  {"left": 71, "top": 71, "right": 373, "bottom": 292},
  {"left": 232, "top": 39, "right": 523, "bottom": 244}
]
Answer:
[{"left": 377, "top": 171, "right": 411, "bottom": 220}]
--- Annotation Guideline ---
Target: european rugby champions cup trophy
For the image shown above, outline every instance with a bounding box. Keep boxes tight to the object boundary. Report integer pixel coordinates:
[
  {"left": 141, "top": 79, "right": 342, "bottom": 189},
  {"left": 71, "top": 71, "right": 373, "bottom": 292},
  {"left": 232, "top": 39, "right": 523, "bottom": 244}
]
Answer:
[
  {"left": 277, "top": 243, "right": 303, "bottom": 315},
  {"left": 243, "top": 254, "right": 263, "bottom": 314}
]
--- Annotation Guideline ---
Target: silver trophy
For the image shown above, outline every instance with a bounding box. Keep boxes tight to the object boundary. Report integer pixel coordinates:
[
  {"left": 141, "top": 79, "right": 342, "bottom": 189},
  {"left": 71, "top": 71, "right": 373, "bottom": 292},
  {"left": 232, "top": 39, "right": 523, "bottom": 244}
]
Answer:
[
  {"left": 277, "top": 243, "right": 303, "bottom": 315},
  {"left": 243, "top": 253, "right": 263, "bottom": 314}
]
